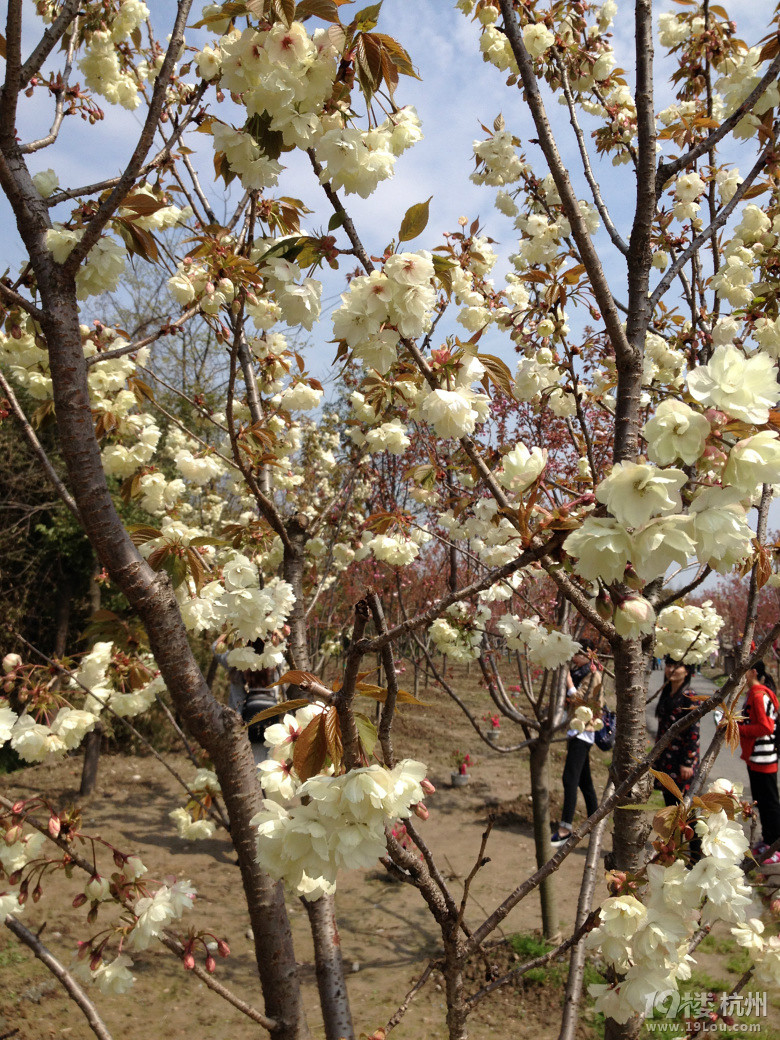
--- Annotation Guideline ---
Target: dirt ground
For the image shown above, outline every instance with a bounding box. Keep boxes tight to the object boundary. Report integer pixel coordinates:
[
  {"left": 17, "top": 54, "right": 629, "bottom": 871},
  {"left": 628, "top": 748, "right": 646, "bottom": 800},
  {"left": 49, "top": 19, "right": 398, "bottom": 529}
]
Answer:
[{"left": 1, "top": 668, "right": 778, "bottom": 1040}]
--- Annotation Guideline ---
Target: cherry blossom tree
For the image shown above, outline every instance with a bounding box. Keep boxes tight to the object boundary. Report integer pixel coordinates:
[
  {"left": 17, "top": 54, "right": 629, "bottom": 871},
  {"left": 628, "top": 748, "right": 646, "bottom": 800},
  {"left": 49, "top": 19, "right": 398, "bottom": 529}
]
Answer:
[{"left": 2, "top": 2, "right": 780, "bottom": 1040}]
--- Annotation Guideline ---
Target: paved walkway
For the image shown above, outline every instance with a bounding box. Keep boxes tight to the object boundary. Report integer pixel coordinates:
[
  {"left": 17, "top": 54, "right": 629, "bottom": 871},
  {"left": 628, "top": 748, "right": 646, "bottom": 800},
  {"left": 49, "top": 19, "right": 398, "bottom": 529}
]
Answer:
[{"left": 646, "top": 669, "right": 748, "bottom": 789}]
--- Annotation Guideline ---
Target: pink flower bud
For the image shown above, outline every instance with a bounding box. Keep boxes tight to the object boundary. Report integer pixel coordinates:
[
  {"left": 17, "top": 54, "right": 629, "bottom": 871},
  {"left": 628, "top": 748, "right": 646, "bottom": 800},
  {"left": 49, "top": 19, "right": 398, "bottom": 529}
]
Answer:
[
  {"left": 72, "top": 892, "right": 88, "bottom": 909},
  {"left": 48, "top": 815, "right": 61, "bottom": 838},
  {"left": 5, "top": 824, "right": 22, "bottom": 845},
  {"left": 217, "top": 940, "right": 230, "bottom": 958},
  {"left": 421, "top": 779, "right": 435, "bottom": 796},
  {"left": 412, "top": 802, "right": 429, "bottom": 821},
  {"left": 183, "top": 952, "right": 196, "bottom": 970},
  {"left": 205, "top": 955, "right": 216, "bottom": 973}
]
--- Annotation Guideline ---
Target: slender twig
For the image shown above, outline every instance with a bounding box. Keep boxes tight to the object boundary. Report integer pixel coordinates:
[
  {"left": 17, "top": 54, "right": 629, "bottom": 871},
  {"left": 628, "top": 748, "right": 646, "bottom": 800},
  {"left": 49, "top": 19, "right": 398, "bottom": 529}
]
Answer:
[
  {"left": 0, "top": 369, "right": 80, "bottom": 520},
  {"left": 13, "top": 633, "right": 229, "bottom": 831},
  {"left": 657, "top": 51, "right": 780, "bottom": 189},
  {"left": 0, "top": 280, "right": 44, "bottom": 320},
  {"left": 384, "top": 962, "right": 435, "bottom": 1034},
  {"left": 650, "top": 138, "right": 775, "bottom": 309},
  {"left": 4, "top": 917, "right": 114, "bottom": 1040},
  {"left": 84, "top": 305, "right": 199, "bottom": 366}
]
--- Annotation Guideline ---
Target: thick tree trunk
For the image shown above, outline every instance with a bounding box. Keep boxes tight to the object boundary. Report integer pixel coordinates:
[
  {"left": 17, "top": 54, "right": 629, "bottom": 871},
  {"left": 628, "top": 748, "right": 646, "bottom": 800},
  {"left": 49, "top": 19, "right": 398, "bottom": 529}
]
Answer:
[
  {"left": 6, "top": 237, "right": 308, "bottom": 1038},
  {"left": 79, "top": 723, "right": 103, "bottom": 798},
  {"left": 304, "top": 897, "right": 355, "bottom": 1040},
  {"left": 529, "top": 737, "right": 557, "bottom": 938}
]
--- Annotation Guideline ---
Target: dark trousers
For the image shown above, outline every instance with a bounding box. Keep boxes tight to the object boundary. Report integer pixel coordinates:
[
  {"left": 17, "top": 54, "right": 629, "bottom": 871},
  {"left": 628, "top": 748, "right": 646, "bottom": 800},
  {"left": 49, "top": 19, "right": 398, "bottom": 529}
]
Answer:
[
  {"left": 561, "top": 737, "right": 598, "bottom": 826},
  {"left": 748, "top": 768, "right": 780, "bottom": 846}
]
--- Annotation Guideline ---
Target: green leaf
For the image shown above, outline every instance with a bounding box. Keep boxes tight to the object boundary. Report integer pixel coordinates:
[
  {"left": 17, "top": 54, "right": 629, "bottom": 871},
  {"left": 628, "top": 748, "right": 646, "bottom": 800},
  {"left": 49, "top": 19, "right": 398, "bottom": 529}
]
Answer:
[
  {"left": 398, "top": 197, "right": 431, "bottom": 243},
  {"left": 354, "top": 712, "right": 378, "bottom": 758},
  {"left": 162, "top": 554, "right": 188, "bottom": 589},
  {"left": 328, "top": 211, "right": 346, "bottom": 232},
  {"left": 352, "top": 1, "right": 382, "bottom": 31}
]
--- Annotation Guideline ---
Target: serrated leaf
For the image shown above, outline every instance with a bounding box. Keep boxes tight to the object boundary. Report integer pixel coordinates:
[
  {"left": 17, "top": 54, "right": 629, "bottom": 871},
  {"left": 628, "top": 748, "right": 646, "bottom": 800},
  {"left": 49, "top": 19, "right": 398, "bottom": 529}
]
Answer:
[
  {"left": 293, "top": 715, "right": 329, "bottom": 780},
  {"left": 295, "top": 0, "right": 342, "bottom": 22},
  {"left": 271, "top": 670, "right": 322, "bottom": 689},
  {"left": 353, "top": 2, "right": 382, "bottom": 31},
  {"left": 477, "top": 353, "right": 514, "bottom": 399},
  {"left": 245, "top": 698, "right": 310, "bottom": 726},
  {"left": 323, "top": 706, "right": 343, "bottom": 771},
  {"left": 354, "top": 712, "right": 378, "bottom": 757},
  {"left": 356, "top": 683, "right": 427, "bottom": 705},
  {"left": 398, "top": 197, "right": 431, "bottom": 243},
  {"left": 162, "top": 554, "right": 188, "bottom": 589},
  {"left": 328, "top": 210, "right": 346, "bottom": 232},
  {"left": 648, "top": 768, "right": 683, "bottom": 802},
  {"left": 372, "top": 32, "right": 419, "bottom": 78},
  {"left": 653, "top": 804, "right": 683, "bottom": 841},
  {"left": 128, "top": 524, "right": 163, "bottom": 546}
]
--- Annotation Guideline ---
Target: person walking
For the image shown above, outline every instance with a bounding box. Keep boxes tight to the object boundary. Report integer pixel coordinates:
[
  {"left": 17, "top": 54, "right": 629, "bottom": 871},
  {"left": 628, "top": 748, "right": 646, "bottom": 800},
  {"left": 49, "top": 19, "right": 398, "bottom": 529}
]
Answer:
[
  {"left": 653, "top": 657, "right": 699, "bottom": 804},
  {"left": 739, "top": 661, "right": 780, "bottom": 862},
  {"left": 551, "top": 641, "right": 603, "bottom": 846}
]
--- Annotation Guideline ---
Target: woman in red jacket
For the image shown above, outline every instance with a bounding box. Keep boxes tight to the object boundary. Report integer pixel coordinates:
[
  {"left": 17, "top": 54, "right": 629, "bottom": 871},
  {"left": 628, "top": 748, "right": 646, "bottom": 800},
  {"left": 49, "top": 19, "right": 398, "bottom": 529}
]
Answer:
[{"left": 739, "top": 661, "right": 780, "bottom": 862}]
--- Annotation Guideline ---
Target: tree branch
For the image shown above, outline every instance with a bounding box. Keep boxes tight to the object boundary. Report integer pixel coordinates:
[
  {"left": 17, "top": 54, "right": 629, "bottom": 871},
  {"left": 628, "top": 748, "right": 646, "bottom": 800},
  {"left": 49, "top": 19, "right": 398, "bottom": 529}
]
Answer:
[
  {"left": 0, "top": 368, "right": 81, "bottom": 520},
  {"left": 4, "top": 916, "right": 115, "bottom": 1040},
  {"left": 19, "top": 0, "right": 81, "bottom": 88},
  {"left": 65, "top": 4, "right": 198, "bottom": 267},
  {"left": 497, "top": 0, "right": 632, "bottom": 367},
  {"left": 657, "top": 51, "right": 780, "bottom": 189}
]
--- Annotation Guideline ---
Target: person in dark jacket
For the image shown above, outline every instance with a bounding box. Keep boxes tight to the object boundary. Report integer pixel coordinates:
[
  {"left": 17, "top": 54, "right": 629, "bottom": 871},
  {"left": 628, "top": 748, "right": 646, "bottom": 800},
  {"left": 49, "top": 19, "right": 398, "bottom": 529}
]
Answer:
[
  {"left": 654, "top": 657, "right": 699, "bottom": 802},
  {"left": 739, "top": 661, "right": 780, "bottom": 860}
]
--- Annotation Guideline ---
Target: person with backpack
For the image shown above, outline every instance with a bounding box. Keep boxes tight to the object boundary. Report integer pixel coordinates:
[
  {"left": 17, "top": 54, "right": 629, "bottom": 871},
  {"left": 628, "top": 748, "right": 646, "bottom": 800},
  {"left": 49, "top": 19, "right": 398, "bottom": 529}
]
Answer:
[
  {"left": 551, "top": 640, "right": 604, "bottom": 846},
  {"left": 739, "top": 661, "right": 780, "bottom": 862}
]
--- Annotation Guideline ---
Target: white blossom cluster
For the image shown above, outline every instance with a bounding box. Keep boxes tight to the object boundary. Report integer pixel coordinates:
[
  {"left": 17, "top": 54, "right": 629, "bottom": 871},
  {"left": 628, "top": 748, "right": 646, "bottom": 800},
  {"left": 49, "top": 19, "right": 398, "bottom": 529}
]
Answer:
[
  {"left": 169, "top": 768, "right": 222, "bottom": 841},
  {"left": 654, "top": 602, "right": 724, "bottom": 664},
  {"left": 76, "top": 869, "right": 197, "bottom": 996},
  {"left": 429, "top": 603, "right": 491, "bottom": 663},
  {"left": 252, "top": 723, "right": 428, "bottom": 899},
  {"left": 495, "top": 615, "right": 581, "bottom": 671},
  {"left": 588, "top": 798, "right": 780, "bottom": 1022},
  {"left": 332, "top": 252, "right": 437, "bottom": 371}
]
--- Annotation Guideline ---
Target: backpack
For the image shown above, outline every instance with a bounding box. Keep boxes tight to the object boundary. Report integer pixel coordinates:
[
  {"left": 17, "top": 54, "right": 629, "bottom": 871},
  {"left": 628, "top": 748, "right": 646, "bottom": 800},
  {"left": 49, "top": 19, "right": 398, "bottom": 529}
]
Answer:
[
  {"left": 595, "top": 707, "right": 616, "bottom": 752},
  {"left": 242, "top": 687, "right": 277, "bottom": 745}
]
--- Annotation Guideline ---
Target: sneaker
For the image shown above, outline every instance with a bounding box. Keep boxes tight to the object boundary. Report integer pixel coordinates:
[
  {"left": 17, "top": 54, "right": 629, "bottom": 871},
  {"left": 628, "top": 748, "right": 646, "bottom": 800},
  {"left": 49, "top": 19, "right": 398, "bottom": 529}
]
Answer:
[
  {"left": 752, "top": 841, "right": 769, "bottom": 857},
  {"left": 550, "top": 829, "right": 572, "bottom": 847},
  {"left": 762, "top": 849, "right": 780, "bottom": 865}
]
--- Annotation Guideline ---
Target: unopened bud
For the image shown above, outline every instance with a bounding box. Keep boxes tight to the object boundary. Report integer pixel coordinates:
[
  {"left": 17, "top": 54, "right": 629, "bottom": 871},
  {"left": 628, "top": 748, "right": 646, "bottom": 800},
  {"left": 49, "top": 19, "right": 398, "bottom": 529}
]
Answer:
[
  {"left": 205, "top": 954, "right": 216, "bottom": 973},
  {"left": 4, "top": 825, "right": 22, "bottom": 845},
  {"left": 90, "top": 951, "right": 103, "bottom": 972},
  {"left": 183, "top": 952, "right": 196, "bottom": 970},
  {"left": 2, "top": 653, "right": 21, "bottom": 673},
  {"left": 412, "top": 802, "right": 429, "bottom": 821},
  {"left": 32, "top": 884, "right": 43, "bottom": 903},
  {"left": 217, "top": 939, "right": 230, "bottom": 958},
  {"left": 72, "top": 892, "right": 88, "bottom": 908},
  {"left": 421, "top": 779, "right": 436, "bottom": 796},
  {"left": 48, "top": 815, "right": 61, "bottom": 838}
]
